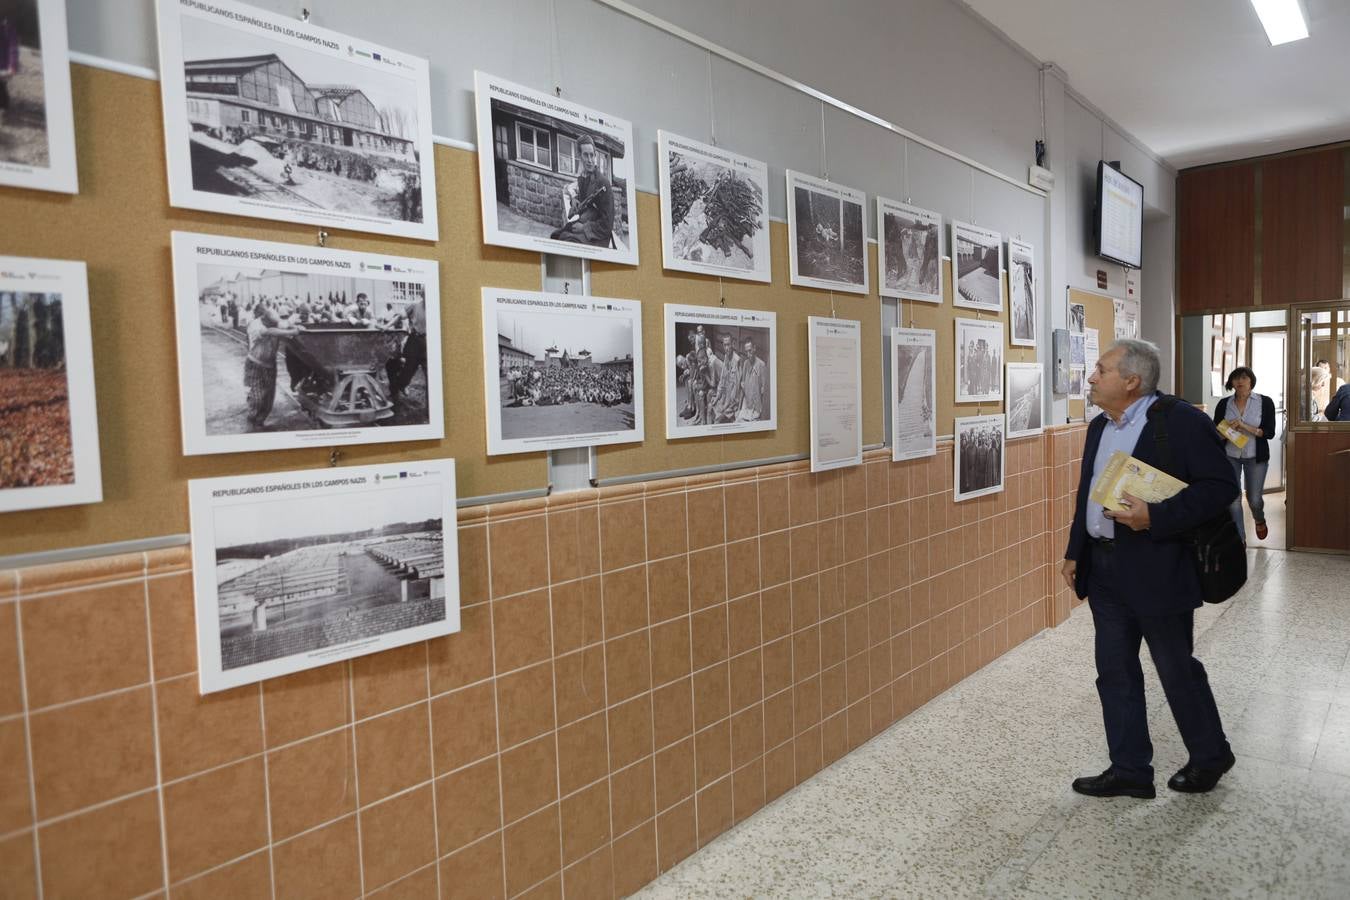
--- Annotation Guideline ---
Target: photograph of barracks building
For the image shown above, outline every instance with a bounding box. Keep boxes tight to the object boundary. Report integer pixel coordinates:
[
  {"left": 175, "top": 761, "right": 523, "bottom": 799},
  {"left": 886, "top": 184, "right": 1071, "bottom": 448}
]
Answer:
[{"left": 183, "top": 54, "right": 414, "bottom": 160}]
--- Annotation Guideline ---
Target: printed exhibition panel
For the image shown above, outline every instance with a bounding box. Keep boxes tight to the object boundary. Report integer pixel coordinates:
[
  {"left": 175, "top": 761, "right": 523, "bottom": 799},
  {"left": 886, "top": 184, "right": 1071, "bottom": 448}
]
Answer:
[
  {"left": 156, "top": 0, "right": 439, "bottom": 239},
  {"left": 188, "top": 458, "right": 460, "bottom": 693}
]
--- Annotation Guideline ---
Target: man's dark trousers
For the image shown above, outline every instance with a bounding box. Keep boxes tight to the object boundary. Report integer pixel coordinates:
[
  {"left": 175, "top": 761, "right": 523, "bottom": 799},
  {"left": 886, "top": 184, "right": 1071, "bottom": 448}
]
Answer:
[{"left": 1087, "top": 541, "right": 1231, "bottom": 783}]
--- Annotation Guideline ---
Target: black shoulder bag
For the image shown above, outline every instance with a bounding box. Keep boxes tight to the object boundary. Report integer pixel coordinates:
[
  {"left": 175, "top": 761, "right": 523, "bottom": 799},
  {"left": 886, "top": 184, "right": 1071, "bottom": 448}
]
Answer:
[{"left": 1147, "top": 396, "right": 1248, "bottom": 604}]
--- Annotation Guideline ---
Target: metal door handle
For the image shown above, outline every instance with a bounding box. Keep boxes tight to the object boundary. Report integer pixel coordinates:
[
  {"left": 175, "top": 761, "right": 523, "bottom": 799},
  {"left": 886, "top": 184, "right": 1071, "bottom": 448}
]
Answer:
[{"left": 1332, "top": 449, "right": 1350, "bottom": 457}]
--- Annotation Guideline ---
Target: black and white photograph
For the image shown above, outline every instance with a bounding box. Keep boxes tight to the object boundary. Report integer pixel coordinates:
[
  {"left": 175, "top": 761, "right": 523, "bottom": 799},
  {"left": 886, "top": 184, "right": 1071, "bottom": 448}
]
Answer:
[
  {"left": 1069, "top": 301, "right": 1086, "bottom": 335},
  {"left": 953, "top": 414, "right": 1004, "bottom": 502},
  {"left": 155, "top": 0, "right": 438, "bottom": 239},
  {"left": 1005, "top": 362, "right": 1043, "bottom": 438},
  {"left": 171, "top": 232, "right": 443, "bottom": 455},
  {"left": 483, "top": 288, "right": 643, "bottom": 455},
  {"left": 0, "top": 256, "right": 99, "bottom": 512},
  {"left": 1007, "top": 238, "right": 1036, "bottom": 347},
  {"left": 1070, "top": 332, "right": 1086, "bottom": 366},
  {"left": 1113, "top": 295, "right": 1140, "bottom": 341},
  {"left": 475, "top": 71, "right": 637, "bottom": 265},
  {"left": 664, "top": 304, "right": 775, "bottom": 439},
  {"left": 891, "top": 327, "right": 936, "bottom": 461},
  {"left": 951, "top": 220, "right": 1003, "bottom": 312},
  {"left": 0, "top": 0, "right": 76, "bottom": 193},
  {"left": 188, "top": 459, "right": 459, "bottom": 693},
  {"left": 809, "top": 316, "right": 863, "bottom": 472},
  {"left": 877, "top": 198, "right": 941, "bottom": 303},
  {"left": 1069, "top": 366, "right": 1085, "bottom": 400},
  {"left": 955, "top": 317, "right": 1003, "bottom": 404},
  {"left": 787, "top": 170, "right": 868, "bottom": 295},
  {"left": 658, "top": 131, "right": 769, "bottom": 282}
]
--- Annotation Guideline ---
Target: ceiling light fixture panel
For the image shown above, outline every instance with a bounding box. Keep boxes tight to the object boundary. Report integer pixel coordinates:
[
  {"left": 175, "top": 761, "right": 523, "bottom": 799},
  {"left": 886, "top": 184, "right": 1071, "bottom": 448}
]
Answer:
[{"left": 1250, "top": 0, "right": 1309, "bottom": 46}]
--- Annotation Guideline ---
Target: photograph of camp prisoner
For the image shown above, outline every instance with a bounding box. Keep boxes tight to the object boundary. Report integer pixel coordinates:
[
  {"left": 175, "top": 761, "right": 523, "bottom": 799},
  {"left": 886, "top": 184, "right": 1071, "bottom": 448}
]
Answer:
[
  {"left": 955, "top": 415, "right": 1004, "bottom": 501},
  {"left": 193, "top": 264, "right": 431, "bottom": 434},
  {"left": 662, "top": 134, "right": 767, "bottom": 277},
  {"left": 0, "top": 0, "right": 48, "bottom": 168},
  {"left": 953, "top": 222, "right": 1003, "bottom": 310},
  {"left": 486, "top": 95, "right": 631, "bottom": 251},
  {"left": 0, "top": 289, "right": 70, "bottom": 488},
  {"left": 880, "top": 202, "right": 941, "bottom": 301},
  {"left": 211, "top": 491, "right": 445, "bottom": 671},
  {"left": 1006, "top": 363, "right": 1043, "bottom": 437},
  {"left": 792, "top": 180, "right": 866, "bottom": 289},
  {"left": 956, "top": 318, "right": 1003, "bottom": 402},
  {"left": 176, "top": 16, "right": 424, "bottom": 223},
  {"left": 494, "top": 308, "right": 637, "bottom": 442},
  {"left": 671, "top": 319, "right": 773, "bottom": 431}
]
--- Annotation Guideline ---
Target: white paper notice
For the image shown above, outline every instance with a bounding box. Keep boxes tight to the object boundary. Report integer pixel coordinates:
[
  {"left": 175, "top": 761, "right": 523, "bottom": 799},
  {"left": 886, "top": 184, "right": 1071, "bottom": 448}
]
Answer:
[{"left": 808, "top": 317, "right": 863, "bottom": 472}]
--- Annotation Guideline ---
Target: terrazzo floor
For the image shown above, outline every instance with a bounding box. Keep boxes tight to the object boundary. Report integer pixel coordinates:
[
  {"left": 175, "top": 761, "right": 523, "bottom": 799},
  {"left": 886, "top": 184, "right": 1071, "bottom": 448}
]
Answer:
[{"left": 634, "top": 549, "right": 1350, "bottom": 899}]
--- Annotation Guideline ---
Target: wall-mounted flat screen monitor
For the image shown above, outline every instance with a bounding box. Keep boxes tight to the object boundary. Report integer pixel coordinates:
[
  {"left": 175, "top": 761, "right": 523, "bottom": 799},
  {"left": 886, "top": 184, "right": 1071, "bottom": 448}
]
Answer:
[{"left": 1095, "top": 161, "right": 1143, "bottom": 269}]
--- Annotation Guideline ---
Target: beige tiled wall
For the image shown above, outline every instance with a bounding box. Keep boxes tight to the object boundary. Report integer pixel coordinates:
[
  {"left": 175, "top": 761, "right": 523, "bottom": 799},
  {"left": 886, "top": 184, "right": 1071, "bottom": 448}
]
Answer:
[{"left": 1, "top": 432, "right": 1084, "bottom": 899}]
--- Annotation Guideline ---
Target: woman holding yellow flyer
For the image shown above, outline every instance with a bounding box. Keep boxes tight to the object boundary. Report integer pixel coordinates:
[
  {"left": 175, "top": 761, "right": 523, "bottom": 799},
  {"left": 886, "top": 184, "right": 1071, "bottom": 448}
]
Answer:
[{"left": 1213, "top": 366, "right": 1276, "bottom": 542}]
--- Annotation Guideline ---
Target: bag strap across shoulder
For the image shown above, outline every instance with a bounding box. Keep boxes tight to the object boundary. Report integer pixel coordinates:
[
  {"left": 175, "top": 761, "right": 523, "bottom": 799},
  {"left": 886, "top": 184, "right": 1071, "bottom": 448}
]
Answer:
[{"left": 1146, "top": 393, "right": 1180, "bottom": 476}]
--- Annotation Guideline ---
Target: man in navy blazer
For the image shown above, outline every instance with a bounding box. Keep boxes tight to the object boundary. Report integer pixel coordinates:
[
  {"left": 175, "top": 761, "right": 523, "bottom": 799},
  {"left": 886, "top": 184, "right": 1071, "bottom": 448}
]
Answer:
[{"left": 1062, "top": 339, "right": 1239, "bottom": 799}]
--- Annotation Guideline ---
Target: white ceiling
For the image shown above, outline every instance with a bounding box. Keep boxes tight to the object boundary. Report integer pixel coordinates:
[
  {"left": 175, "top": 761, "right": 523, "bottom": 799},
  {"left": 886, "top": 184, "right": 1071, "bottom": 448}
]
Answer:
[{"left": 961, "top": 0, "right": 1350, "bottom": 169}]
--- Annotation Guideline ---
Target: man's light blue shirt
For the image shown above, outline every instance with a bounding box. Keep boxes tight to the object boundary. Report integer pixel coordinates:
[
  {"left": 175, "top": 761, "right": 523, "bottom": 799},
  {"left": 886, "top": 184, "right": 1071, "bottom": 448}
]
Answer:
[{"left": 1087, "top": 393, "right": 1158, "bottom": 539}]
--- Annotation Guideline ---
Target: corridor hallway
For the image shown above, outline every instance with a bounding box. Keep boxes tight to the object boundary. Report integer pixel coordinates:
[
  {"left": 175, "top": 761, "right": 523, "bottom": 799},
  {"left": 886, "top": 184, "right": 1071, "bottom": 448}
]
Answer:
[{"left": 636, "top": 550, "right": 1350, "bottom": 898}]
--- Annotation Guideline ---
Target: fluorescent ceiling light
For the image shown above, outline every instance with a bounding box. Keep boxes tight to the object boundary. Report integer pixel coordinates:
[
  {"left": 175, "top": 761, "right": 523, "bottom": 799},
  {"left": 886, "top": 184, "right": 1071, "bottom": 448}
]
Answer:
[{"left": 1250, "top": 0, "right": 1309, "bottom": 45}]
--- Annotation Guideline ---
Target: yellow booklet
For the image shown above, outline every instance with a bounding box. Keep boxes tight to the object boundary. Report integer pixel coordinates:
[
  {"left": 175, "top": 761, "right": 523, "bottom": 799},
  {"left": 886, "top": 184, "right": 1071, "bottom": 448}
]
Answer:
[
  {"left": 1089, "top": 451, "right": 1188, "bottom": 512},
  {"left": 1216, "top": 420, "right": 1249, "bottom": 449}
]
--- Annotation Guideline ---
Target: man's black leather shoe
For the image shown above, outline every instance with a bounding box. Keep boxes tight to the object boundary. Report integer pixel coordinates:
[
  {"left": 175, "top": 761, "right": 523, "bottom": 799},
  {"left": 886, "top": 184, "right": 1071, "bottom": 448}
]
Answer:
[
  {"left": 1167, "top": 751, "right": 1236, "bottom": 793},
  {"left": 1071, "top": 769, "right": 1155, "bottom": 799}
]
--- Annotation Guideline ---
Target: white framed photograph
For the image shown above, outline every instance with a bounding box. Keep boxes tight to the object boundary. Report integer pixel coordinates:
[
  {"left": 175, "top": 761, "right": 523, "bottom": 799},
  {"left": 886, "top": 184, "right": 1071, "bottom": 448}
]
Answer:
[
  {"left": 808, "top": 316, "right": 862, "bottom": 472},
  {"left": 188, "top": 459, "right": 459, "bottom": 694},
  {"left": 787, "top": 170, "right": 868, "bottom": 295},
  {"left": 951, "top": 220, "right": 1002, "bottom": 312},
  {"left": 483, "top": 288, "right": 642, "bottom": 455},
  {"left": 1113, "top": 295, "right": 1140, "bottom": 340},
  {"left": 877, "top": 198, "right": 941, "bottom": 303},
  {"left": 155, "top": 0, "right": 438, "bottom": 239},
  {"left": 1069, "top": 301, "right": 1086, "bottom": 335},
  {"left": 0, "top": 256, "right": 100, "bottom": 512},
  {"left": 1007, "top": 238, "right": 1036, "bottom": 347},
  {"left": 657, "top": 131, "right": 769, "bottom": 282},
  {"left": 170, "top": 232, "right": 443, "bottom": 455},
  {"left": 890, "top": 327, "right": 936, "bottom": 462},
  {"left": 0, "top": 0, "right": 77, "bottom": 193},
  {"left": 1005, "top": 362, "right": 1044, "bottom": 438},
  {"left": 664, "top": 304, "right": 775, "bottom": 440},
  {"left": 953, "top": 414, "right": 1004, "bottom": 502},
  {"left": 474, "top": 71, "right": 637, "bottom": 265},
  {"left": 955, "top": 317, "right": 1003, "bottom": 404}
]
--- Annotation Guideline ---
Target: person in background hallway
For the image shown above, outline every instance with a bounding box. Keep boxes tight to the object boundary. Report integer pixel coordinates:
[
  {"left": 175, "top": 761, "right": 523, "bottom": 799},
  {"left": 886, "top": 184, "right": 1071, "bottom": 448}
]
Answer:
[
  {"left": 1213, "top": 366, "right": 1276, "bottom": 543},
  {"left": 1310, "top": 361, "right": 1332, "bottom": 418},
  {"left": 1325, "top": 378, "right": 1350, "bottom": 422},
  {"left": 1062, "top": 339, "right": 1239, "bottom": 799}
]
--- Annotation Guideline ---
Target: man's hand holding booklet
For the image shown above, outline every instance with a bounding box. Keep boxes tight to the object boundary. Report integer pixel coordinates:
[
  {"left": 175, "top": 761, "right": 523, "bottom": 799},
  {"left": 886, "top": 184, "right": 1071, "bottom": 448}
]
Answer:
[{"left": 1088, "top": 451, "right": 1187, "bottom": 512}]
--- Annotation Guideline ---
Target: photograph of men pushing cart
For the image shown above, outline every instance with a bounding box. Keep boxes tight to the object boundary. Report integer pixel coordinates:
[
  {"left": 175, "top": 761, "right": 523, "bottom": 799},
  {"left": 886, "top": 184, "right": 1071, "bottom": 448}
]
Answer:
[{"left": 171, "top": 231, "right": 444, "bottom": 455}]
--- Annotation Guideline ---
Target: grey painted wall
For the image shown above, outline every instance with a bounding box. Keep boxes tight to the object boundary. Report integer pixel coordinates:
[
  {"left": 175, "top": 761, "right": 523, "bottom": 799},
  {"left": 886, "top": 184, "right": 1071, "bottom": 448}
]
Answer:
[{"left": 67, "top": 0, "right": 1177, "bottom": 412}]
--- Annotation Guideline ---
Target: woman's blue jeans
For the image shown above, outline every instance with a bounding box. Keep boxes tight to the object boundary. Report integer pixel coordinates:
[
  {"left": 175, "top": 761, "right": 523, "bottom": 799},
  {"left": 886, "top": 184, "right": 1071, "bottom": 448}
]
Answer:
[{"left": 1228, "top": 457, "right": 1268, "bottom": 541}]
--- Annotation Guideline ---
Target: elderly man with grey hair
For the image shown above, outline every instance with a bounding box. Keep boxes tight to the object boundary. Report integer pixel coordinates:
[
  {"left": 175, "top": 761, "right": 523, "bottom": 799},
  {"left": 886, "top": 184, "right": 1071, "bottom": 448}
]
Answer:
[{"left": 1062, "top": 339, "right": 1239, "bottom": 799}]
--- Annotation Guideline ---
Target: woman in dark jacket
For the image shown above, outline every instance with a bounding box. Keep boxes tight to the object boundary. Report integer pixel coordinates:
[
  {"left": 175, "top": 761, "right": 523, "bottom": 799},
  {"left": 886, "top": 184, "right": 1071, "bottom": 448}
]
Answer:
[{"left": 1214, "top": 366, "right": 1277, "bottom": 542}]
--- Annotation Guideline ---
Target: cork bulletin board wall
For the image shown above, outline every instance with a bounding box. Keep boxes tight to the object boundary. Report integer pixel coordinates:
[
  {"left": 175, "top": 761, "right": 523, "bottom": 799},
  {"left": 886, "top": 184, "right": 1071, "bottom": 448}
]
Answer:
[
  {"left": 1066, "top": 287, "right": 1116, "bottom": 422},
  {"left": 0, "top": 65, "right": 1040, "bottom": 556}
]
